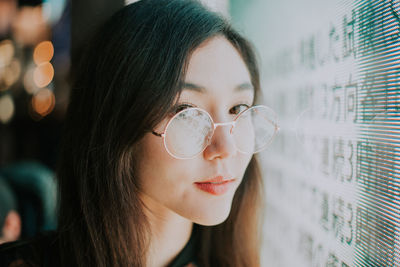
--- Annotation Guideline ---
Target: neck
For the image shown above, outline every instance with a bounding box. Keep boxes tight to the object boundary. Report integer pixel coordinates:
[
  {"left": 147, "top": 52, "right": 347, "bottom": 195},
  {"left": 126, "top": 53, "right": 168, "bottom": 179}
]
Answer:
[{"left": 141, "top": 193, "right": 193, "bottom": 267}]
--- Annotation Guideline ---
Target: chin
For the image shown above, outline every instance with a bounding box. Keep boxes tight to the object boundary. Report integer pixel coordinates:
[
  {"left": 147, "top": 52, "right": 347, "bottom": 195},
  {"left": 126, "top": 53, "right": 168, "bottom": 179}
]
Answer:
[{"left": 192, "top": 205, "right": 232, "bottom": 226}]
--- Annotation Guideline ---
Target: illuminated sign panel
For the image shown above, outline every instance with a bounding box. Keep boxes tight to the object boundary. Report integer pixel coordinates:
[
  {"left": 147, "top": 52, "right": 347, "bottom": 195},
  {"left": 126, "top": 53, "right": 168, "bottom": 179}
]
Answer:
[{"left": 230, "top": 0, "right": 400, "bottom": 265}]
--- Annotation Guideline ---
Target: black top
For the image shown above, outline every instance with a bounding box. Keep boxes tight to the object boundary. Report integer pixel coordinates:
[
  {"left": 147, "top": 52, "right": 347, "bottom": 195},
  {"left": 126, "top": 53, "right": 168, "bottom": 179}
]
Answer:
[{"left": 0, "top": 225, "right": 200, "bottom": 267}]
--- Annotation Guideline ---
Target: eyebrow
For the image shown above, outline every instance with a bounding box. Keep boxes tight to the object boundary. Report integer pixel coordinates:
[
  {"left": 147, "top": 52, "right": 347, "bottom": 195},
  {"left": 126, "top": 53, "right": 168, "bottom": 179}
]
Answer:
[{"left": 181, "top": 82, "right": 254, "bottom": 93}]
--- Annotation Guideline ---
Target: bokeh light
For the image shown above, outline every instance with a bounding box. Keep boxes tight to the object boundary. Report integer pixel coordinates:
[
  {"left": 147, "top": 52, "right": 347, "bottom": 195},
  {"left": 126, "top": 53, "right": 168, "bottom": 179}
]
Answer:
[
  {"left": 23, "top": 65, "right": 39, "bottom": 94},
  {"left": 3, "top": 59, "right": 21, "bottom": 88},
  {"left": 0, "top": 94, "right": 15, "bottom": 123},
  {"left": 33, "top": 41, "right": 54, "bottom": 65},
  {"left": 0, "top": 0, "right": 17, "bottom": 36},
  {"left": 0, "top": 40, "right": 14, "bottom": 68},
  {"left": 33, "top": 62, "right": 54, "bottom": 88},
  {"left": 0, "top": 40, "right": 20, "bottom": 92},
  {"left": 12, "top": 6, "right": 49, "bottom": 45},
  {"left": 31, "top": 88, "right": 55, "bottom": 117}
]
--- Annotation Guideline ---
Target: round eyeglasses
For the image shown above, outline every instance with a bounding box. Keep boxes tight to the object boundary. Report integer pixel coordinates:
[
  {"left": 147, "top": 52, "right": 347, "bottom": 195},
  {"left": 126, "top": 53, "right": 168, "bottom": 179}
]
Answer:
[{"left": 152, "top": 105, "right": 279, "bottom": 159}]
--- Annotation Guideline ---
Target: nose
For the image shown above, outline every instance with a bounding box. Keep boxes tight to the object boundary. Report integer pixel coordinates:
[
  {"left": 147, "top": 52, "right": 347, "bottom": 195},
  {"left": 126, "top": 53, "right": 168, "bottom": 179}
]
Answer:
[{"left": 203, "top": 123, "right": 237, "bottom": 160}]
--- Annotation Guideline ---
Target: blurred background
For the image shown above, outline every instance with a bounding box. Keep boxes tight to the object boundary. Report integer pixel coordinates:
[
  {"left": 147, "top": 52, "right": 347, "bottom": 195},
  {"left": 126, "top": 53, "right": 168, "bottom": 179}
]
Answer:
[
  {"left": 0, "top": 0, "right": 69, "bottom": 168},
  {"left": 0, "top": 0, "right": 67, "bottom": 244},
  {"left": 0, "top": 0, "right": 399, "bottom": 266},
  {"left": 229, "top": 0, "right": 400, "bottom": 266}
]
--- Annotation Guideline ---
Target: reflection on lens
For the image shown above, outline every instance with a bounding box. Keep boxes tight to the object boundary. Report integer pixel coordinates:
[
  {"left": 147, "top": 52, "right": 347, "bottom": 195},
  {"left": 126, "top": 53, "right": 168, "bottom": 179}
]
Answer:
[
  {"left": 164, "top": 108, "right": 213, "bottom": 158},
  {"left": 234, "top": 109, "right": 255, "bottom": 153},
  {"left": 233, "top": 106, "right": 278, "bottom": 154}
]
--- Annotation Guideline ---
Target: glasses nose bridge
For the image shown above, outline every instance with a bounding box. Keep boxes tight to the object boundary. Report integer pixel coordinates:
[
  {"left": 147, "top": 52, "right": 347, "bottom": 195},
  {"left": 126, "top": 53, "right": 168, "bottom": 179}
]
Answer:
[
  {"left": 213, "top": 121, "right": 236, "bottom": 132},
  {"left": 203, "top": 120, "right": 237, "bottom": 156}
]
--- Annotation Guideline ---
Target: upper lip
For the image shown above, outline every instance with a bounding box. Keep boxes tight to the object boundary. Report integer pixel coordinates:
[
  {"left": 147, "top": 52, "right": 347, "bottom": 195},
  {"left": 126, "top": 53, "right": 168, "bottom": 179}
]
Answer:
[{"left": 195, "top": 175, "right": 235, "bottom": 183}]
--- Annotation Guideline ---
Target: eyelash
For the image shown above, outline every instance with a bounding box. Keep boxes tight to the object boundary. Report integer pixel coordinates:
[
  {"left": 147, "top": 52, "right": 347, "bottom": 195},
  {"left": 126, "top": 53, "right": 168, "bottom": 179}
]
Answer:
[
  {"left": 173, "top": 102, "right": 194, "bottom": 113},
  {"left": 171, "top": 102, "right": 251, "bottom": 116}
]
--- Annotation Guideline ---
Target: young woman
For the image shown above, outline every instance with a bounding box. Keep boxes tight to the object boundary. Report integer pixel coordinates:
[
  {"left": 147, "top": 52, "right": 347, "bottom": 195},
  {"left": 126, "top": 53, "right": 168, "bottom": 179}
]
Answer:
[{"left": 0, "top": 0, "right": 279, "bottom": 266}]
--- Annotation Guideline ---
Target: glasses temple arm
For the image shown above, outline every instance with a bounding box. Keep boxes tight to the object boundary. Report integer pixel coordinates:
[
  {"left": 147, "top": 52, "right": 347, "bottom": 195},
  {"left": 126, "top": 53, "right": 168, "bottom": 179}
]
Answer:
[{"left": 152, "top": 131, "right": 163, "bottom": 137}]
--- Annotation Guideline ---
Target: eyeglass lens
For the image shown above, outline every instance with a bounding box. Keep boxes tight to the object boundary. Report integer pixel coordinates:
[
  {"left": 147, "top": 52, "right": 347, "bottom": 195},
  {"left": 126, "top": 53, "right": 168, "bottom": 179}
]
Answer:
[{"left": 164, "top": 106, "right": 277, "bottom": 159}]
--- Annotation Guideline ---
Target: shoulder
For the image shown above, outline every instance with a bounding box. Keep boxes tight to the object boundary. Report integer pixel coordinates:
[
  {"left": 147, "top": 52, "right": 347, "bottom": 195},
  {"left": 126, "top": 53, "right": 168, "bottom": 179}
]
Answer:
[{"left": 0, "top": 232, "right": 60, "bottom": 267}]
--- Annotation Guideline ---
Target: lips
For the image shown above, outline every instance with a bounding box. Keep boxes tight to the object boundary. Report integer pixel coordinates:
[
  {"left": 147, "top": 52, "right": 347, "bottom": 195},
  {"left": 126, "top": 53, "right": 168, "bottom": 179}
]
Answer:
[{"left": 194, "top": 175, "right": 236, "bottom": 195}]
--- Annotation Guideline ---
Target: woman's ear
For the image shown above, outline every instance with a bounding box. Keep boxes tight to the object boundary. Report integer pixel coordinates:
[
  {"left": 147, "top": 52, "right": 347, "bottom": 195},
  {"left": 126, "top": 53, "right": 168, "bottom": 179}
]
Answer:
[{"left": 1, "top": 210, "right": 21, "bottom": 243}]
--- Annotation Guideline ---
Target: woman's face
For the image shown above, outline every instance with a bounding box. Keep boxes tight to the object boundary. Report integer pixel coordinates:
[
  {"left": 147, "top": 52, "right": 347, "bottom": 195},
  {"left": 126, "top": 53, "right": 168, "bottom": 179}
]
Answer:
[{"left": 136, "top": 36, "right": 254, "bottom": 226}]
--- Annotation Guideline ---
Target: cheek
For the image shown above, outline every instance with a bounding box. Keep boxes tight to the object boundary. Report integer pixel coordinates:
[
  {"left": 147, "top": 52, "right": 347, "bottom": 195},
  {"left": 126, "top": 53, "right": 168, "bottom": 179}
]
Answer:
[
  {"left": 236, "top": 153, "right": 253, "bottom": 178},
  {"left": 137, "top": 133, "right": 175, "bottom": 182},
  {"left": 140, "top": 134, "right": 168, "bottom": 162},
  {"left": 136, "top": 133, "right": 191, "bottom": 199}
]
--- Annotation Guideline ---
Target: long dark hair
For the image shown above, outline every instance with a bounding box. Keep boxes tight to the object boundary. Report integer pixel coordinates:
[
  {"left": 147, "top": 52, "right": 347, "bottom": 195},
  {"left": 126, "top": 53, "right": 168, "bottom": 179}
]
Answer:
[{"left": 57, "top": 0, "right": 264, "bottom": 266}]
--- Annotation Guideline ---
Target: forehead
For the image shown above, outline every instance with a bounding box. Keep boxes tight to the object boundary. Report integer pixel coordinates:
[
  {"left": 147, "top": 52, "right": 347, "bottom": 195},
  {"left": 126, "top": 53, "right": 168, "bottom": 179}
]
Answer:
[{"left": 182, "top": 36, "right": 253, "bottom": 97}]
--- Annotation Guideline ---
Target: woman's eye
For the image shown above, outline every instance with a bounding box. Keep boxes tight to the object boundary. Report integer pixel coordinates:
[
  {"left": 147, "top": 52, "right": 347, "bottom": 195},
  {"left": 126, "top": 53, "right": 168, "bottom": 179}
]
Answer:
[
  {"left": 230, "top": 104, "right": 250, "bottom": 115},
  {"left": 172, "top": 103, "right": 195, "bottom": 114}
]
